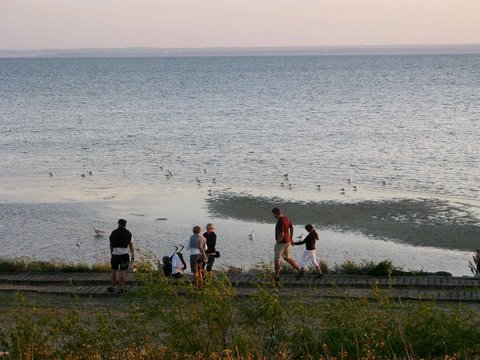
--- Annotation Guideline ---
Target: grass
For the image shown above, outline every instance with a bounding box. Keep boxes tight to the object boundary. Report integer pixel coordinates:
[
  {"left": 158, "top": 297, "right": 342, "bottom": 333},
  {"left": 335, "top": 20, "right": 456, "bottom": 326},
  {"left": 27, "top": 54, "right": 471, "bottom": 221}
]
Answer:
[
  {"left": 0, "top": 256, "right": 441, "bottom": 277},
  {"left": 330, "top": 259, "right": 431, "bottom": 276},
  {"left": 1, "top": 277, "right": 479, "bottom": 359},
  {"left": 0, "top": 257, "right": 110, "bottom": 273},
  {"left": 246, "top": 258, "right": 430, "bottom": 277},
  {"left": 0, "top": 258, "right": 479, "bottom": 359}
]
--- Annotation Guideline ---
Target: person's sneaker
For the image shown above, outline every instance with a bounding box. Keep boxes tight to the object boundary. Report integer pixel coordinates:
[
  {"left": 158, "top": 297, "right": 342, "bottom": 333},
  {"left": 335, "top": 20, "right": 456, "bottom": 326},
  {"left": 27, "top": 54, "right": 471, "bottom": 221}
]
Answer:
[
  {"left": 107, "top": 287, "right": 115, "bottom": 293},
  {"left": 315, "top": 273, "right": 323, "bottom": 279},
  {"left": 295, "top": 270, "right": 305, "bottom": 281}
]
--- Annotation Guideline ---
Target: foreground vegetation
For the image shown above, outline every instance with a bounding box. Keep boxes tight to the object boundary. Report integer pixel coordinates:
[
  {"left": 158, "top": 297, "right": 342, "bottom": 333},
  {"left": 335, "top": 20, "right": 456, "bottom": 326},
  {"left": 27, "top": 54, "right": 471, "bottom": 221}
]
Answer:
[
  {"left": 1, "top": 262, "right": 480, "bottom": 359},
  {"left": 0, "top": 256, "right": 450, "bottom": 277},
  {"left": 0, "top": 257, "right": 111, "bottom": 273}
]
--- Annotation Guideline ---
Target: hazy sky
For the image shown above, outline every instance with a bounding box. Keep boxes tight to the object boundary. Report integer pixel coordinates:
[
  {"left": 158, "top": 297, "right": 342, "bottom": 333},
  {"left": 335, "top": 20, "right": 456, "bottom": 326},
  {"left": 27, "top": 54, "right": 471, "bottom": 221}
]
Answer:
[{"left": 1, "top": 0, "right": 480, "bottom": 49}]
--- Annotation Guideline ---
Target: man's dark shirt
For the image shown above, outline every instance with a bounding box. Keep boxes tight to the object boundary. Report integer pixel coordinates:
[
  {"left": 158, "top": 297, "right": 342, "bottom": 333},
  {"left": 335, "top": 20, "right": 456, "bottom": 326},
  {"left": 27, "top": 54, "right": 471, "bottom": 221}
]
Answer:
[{"left": 109, "top": 227, "right": 132, "bottom": 248}]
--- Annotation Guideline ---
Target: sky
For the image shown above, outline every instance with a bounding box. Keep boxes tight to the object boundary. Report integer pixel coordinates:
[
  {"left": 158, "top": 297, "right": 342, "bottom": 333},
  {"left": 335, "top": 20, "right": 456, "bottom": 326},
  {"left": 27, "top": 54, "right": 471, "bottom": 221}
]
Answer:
[{"left": 1, "top": 0, "right": 480, "bottom": 50}]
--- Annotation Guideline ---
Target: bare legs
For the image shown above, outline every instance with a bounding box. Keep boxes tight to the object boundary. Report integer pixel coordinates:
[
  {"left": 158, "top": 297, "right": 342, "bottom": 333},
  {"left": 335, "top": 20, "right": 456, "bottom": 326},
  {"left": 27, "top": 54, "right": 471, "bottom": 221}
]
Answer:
[
  {"left": 111, "top": 269, "right": 117, "bottom": 288},
  {"left": 110, "top": 269, "right": 127, "bottom": 289},
  {"left": 274, "top": 258, "right": 281, "bottom": 279},
  {"left": 274, "top": 256, "right": 300, "bottom": 280},
  {"left": 285, "top": 256, "right": 300, "bottom": 270},
  {"left": 194, "top": 262, "right": 203, "bottom": 287}
]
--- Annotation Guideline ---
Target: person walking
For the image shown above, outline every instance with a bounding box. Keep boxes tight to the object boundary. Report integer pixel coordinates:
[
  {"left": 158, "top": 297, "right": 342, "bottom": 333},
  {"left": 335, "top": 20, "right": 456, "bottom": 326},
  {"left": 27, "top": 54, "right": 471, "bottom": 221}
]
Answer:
[
  {"left": 203, "top": 223, "right": 217, "bottom": 273},
  {"left": 272, "top": 207, "right": 301, "bottom": 282},
  {"left": 187, "top": 225, "right": 207, "bottom": 287},
  {"left": 108, "top": 219, "right": 134, "bottom": 293},
  {"left": 294, "top": 224, "right": 323, "bottom": 280}
]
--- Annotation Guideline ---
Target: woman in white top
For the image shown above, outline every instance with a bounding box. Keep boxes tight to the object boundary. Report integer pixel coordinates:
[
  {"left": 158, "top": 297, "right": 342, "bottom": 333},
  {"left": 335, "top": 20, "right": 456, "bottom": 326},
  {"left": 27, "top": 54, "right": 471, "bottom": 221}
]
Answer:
[{"left": 187, "top": 225, "right": 207, "bottom": 287}]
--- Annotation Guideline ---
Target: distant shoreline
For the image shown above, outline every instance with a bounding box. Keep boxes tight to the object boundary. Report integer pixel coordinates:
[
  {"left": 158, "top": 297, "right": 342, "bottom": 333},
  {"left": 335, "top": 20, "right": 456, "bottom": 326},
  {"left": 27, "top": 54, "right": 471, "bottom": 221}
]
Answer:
[{"left": 1, "top": 44, "right": 480, "bottom": 58}]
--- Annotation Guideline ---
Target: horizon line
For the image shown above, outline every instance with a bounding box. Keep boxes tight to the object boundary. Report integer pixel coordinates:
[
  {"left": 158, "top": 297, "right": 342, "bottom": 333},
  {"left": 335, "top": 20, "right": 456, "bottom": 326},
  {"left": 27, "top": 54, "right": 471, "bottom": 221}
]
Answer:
[
  {"left": 2, "top": 43, "right": 480, "bottom": 58},
  {"left": 2, "top": 43, "right": 480, "bottom": 52}
]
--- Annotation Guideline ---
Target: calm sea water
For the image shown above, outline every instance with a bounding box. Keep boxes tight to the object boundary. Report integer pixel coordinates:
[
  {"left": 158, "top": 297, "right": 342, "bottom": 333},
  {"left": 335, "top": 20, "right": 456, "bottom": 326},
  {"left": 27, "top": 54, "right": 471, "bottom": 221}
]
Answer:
[{"left": 0, "top": 55, "right": 479, "bottom": 274}]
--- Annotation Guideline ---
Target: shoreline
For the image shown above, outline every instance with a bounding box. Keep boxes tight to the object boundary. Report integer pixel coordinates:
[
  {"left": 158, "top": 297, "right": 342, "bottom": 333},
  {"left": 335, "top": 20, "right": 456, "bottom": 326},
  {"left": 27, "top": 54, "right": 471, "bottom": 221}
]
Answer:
[{"left": 0, "top": 186, "right": 477, "bottom": 276}]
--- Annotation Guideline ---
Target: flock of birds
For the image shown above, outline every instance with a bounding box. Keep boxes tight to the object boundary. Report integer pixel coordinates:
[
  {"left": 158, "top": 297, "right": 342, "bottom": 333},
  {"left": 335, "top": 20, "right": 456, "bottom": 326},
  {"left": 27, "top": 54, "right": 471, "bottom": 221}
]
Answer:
[
  {"left": 247, "top": 231, "right": 306, "bottom": 241},
  {"left": 279, "top": 173, "right": 388, "bottom": 194},
  {"left": 54, "top": 168, "right": 389, "bottom": 247},
  {"left": 48, "top": 166, "right": 388, "bottom": 198},
  {"left": 48, "top": 170, "right": 94, "bottom": 178},
  {"left": 183, "top": 168, "right": 389, "bottom": 198}
]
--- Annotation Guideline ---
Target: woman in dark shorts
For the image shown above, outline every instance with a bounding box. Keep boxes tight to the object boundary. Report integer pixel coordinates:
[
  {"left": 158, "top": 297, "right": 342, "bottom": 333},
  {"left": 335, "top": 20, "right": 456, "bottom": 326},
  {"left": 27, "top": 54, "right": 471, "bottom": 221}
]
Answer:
[{"left": 187, "top": 225, "right": 207, "bottom": 287}]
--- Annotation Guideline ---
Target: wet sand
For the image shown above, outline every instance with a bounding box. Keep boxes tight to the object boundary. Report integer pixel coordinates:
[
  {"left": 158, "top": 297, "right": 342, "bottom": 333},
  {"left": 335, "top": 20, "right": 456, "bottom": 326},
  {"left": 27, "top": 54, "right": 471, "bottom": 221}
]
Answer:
[{"left": 0, "top": 186, "right": 476, "bottom": 276}]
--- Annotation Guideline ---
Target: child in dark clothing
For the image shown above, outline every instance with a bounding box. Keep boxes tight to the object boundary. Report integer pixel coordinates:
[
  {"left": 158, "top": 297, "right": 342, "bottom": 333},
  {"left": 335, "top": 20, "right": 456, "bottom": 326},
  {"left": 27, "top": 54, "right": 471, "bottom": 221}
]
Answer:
[
  {"left": 203, "top": 223, "right": 217, "bottom": 273},
  {"left": 294, "top": 224, "right": 323, "bottom": 280}
]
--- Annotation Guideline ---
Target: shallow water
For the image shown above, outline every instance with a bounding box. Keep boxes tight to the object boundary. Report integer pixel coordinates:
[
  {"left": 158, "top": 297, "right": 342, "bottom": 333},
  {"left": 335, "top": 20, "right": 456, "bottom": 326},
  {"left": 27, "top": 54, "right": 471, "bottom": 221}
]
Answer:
[
  {"left": 0, "top": 55, "right": 479, "bottom": 275},
  {"left": 0, "top": 187, "right": 475, "bottom": 276},
  {"left": 207, "top": 191, "right": 480, "bottom": 251}
]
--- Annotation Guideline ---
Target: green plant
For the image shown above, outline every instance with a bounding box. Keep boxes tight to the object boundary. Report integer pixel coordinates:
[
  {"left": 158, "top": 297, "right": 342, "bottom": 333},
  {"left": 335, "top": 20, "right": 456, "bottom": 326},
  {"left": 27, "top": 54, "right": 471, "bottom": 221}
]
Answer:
[
  {"left": 404, "top": 302, "right": 480, "bottom": 358},
  {"left": 2, "top": 262, "right": 480, "bottom": 359},
  {"left": 237, "top": 274, "right": 294, "bottom": 358},
  {"left": 0, "top": 257, "right": 110, "bottom": 273},
  {"left": 136, "top": 272, "right": 237, "bottom": 355},
  {"left": 318, "top": 283, "right": 480, "bottom": 359},
  {"left": 330, "top": 259, "right": 427, "bottom": 276},
  {"left": 469, "top": 249, "right": 480, "bottom": 276},
  {"left": 6, "top": 294, "right": 54, "bottom": 359}
]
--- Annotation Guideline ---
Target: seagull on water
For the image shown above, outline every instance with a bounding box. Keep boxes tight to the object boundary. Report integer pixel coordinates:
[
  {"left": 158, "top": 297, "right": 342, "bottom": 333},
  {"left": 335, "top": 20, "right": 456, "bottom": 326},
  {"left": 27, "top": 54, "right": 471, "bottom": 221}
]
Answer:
[
  {"left": 248, "top": 231, "right": 255, "bottom": 240},
  {"left": 94, "top": 226, "right": 105, "bottom": 236}
]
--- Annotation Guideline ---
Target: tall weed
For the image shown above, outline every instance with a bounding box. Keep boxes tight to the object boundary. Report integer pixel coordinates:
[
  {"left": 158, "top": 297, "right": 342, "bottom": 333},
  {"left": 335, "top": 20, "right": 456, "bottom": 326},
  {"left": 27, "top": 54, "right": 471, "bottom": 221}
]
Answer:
[
  {"left": 237, "top": 275, "right": 294, "bottom": 358},
  {"left": 136, "top": 272, "right": 236, "bottom": 355},
  {"left": 2, "top": 269, "right": 480, "bottom": 359}
]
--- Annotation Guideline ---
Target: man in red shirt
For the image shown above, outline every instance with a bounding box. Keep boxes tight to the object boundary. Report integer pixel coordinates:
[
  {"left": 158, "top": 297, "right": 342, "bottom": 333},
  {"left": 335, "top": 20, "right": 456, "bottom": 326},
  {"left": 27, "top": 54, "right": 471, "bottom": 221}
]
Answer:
[{"left": 272, "top": 207, "right": 301, "bottom": 282}]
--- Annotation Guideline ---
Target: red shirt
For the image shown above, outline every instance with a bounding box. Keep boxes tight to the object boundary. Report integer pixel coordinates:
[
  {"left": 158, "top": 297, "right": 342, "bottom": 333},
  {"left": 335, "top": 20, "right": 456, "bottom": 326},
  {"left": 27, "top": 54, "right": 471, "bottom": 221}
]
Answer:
[{"left": 275, "top": 215, "right": 293, "bottom": 244}]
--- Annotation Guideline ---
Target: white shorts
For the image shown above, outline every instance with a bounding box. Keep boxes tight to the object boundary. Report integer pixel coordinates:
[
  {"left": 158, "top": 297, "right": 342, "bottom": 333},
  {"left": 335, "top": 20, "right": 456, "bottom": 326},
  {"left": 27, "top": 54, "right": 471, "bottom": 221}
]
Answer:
[{"left": 300, "top": 249, "right": 319, "bottom": 269}]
